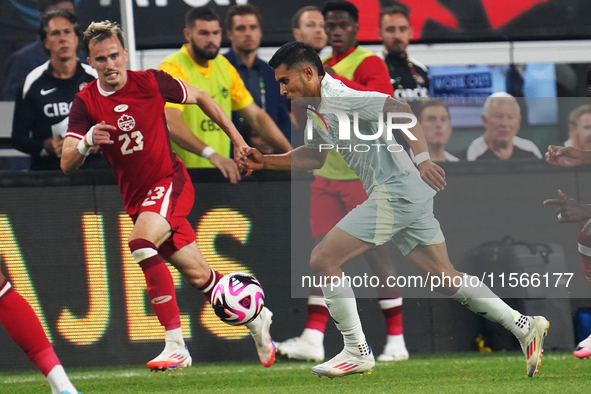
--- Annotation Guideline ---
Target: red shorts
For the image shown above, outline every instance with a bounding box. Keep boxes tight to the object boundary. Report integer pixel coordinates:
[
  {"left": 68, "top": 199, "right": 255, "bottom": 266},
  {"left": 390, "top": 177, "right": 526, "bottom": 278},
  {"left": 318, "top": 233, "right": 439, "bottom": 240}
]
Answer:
[
  {"left": 310, "top": 175, "right": 368, "bottom": 239},
  {"left": 131, "top": 165, "right": 196, "bottom": 260}
]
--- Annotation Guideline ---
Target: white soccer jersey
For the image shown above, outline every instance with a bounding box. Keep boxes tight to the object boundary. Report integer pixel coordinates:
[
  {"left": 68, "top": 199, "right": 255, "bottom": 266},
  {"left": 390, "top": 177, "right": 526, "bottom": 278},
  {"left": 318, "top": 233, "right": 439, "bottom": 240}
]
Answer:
[{"left": 305, "top": 74, "right": 435, "bottom": 202}]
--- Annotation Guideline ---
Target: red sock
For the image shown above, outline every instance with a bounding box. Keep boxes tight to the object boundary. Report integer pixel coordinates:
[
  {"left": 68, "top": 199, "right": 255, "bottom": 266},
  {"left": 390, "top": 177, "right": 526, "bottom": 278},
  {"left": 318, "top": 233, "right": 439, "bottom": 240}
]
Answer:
[
  {"left": 379, "top": 298, "right": 403, "bottom": 336},
  {"left": 578, "top": 232, "right": 591, "bottom": 287},
  {"left": 129, "top": 239, "right": 180, "bottom": 330},
  {"left": 305, "top": 295, "right": 329, "bottom": 333},
  {"left": 199, "top": 269, "right": 223, "bottom": 302},
  {"left": 0, "top": 280, "right": 60, "bottom": 376}
]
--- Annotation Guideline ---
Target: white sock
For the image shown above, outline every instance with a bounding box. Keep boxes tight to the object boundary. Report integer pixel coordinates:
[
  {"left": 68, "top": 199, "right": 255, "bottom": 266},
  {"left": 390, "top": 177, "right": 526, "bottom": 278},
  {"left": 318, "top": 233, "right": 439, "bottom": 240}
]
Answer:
[
  {"left": 320, "top": 278, "right": 366, "bottom": 350},
  {"left": 301, "top": 328, "right": 324, "bottom": 346},
  {"left": 165, "top": 327, "right": 185, "bottom": 349},
  {"left": 47, "top": 365, "right": 77, "bottom": 394},
  {"left": 385, "top": 334, "right": 406, "bottom": 349},
  {"left": 451, "top": 274, "right": 529, "bottom": 339},
  {"left": 245, "top": 313, "right": 262, "bottom": 333}
]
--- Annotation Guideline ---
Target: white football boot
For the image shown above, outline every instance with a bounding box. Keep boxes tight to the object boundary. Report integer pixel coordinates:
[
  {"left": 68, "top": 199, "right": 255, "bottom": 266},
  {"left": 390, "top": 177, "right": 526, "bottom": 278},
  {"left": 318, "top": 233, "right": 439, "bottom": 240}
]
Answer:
[
  {"left": 276, "top": 335, "right": 325, "bottom": 362},
  {"left": 147, "top": 343, "right": 192, "bottom": 371},
  {"left": 247, "top": 307, "right": 276, "bottom": 367},
  {"left": 312, "top": 343, "right": 375, "bottom": 378},
  {"left": 574, "top": 333, "right": 591, "bottom": 359},
  {"left": 377, "top": 334, "right": 409, "bottom": 362},
  {"left": 517, "top": 316, "right": 549, "bottom": 377}
]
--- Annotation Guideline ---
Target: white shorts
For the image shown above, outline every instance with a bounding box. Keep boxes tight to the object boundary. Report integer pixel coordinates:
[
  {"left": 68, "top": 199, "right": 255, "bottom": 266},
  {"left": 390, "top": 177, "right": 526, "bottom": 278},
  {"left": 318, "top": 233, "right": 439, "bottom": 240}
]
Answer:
[{"left": 336, "top": 197, "right": 445, "bottom": 255}]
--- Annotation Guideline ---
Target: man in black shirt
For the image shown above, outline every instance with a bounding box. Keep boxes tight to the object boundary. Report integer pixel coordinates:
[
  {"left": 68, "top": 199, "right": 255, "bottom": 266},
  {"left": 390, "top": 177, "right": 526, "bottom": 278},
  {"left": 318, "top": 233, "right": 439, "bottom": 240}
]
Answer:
[
  {"left": 378, "top": 3, "right": 430, "bottom": 99},
  {"left": 460, "top": 93, "right": 542, "bottom": 161},
  {"left": 12, "top": 9, "right": 103, "bottom": 170}
]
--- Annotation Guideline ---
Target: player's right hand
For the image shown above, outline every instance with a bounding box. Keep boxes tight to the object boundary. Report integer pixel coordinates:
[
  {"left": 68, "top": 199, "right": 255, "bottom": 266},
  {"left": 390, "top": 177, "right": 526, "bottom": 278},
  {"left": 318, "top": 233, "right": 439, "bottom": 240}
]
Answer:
[
  {"left": 209, "top": 153, "right": 241, "bottom": 184},
  {"left": 238, "top": 147, "right": 264, "bottom": 172},
  {"left": 92, "top": 121, "right": 116, "bottom": 145},
  {"left": 545, "top": 145, "right": 584, "bottom": 167}
]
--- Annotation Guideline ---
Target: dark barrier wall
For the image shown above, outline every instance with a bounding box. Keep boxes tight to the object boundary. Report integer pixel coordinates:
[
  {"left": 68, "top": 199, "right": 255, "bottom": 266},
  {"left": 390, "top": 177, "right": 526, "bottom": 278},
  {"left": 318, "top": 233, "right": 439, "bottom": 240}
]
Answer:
[{"left": 1, "top": 162, "right": 590, "bottom": 371}]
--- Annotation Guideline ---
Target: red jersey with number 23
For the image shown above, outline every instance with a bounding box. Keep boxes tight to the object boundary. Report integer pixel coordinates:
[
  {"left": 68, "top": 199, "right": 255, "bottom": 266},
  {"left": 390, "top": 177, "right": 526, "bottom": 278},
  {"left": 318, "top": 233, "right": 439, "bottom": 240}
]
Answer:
[{"left": 66, "top": 69, "right": 189, "bottom": 216}]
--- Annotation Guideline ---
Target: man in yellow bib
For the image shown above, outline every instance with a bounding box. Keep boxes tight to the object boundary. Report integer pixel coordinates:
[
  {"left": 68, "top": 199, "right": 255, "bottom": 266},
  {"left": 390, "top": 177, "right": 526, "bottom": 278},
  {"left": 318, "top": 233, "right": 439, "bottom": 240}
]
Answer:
[{"left": 159, "top": 6, "right": 291, "bottom": 183}]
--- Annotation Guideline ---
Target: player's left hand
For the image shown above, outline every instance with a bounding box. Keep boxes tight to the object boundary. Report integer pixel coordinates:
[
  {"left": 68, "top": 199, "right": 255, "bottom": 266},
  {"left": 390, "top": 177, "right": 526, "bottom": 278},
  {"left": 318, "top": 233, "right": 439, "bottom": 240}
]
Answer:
[
  {"left": 233, "top": 144, "right": 251, "bottom": 175},
  {"left": 418, "top": 160, "right": 446, "bottom": 192},
  {"left": 543, "top": 189, "right": 591, "bottom": 222},
  {"left": 233, "top": 144, "right": 249, "bottom": 162},
  {"left": 237, "top": 147, "right": 265, "bottom": 172},
  {"left": 209, "top": 153, "right": 241, "bottom": 184}
]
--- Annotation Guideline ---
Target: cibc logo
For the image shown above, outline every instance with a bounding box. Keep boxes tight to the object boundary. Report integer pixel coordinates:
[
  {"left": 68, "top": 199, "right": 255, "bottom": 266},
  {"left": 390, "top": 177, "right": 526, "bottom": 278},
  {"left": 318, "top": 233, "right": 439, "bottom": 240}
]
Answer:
[{"left": 306, "top": 108, "right": 417, "bottom": 153}]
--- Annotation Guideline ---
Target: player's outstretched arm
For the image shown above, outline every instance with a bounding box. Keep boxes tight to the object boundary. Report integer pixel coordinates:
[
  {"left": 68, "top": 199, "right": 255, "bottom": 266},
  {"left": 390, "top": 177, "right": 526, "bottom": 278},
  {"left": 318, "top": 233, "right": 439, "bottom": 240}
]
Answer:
[
  {"left": 239, "top": 145, "right": 327, "bottom": 172},
  {"left": 61, "top": 122, "right": 115, "bottom": 174},
  {"left": 545, "top": 145, "right": 591, "bottom": 167},
  {"left": 165, "top": 107, "right": 241, "bottom": 183},
  {"left": 181, "top": 82, "right": 249, "bottom": 158},
  {"left": 239, "top": 103, "right": 292, "bottom": 153},
  {"left": 382, "top": 97, "right": 446, "bottom": 192}
]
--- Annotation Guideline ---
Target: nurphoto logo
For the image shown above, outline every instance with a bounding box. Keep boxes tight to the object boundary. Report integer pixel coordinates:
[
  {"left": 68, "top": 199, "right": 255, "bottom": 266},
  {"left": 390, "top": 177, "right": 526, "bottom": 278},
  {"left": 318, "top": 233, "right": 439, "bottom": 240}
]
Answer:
[{"left": 306, "top": 108, "right": 417, "bottom": 153}]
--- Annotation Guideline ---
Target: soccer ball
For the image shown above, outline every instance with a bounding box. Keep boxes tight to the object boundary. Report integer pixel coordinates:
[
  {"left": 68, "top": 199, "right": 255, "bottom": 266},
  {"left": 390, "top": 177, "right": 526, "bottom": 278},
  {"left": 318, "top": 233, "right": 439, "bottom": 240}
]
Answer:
[{"left": 211, "top": 272, "right": 265, "bottom": 326}]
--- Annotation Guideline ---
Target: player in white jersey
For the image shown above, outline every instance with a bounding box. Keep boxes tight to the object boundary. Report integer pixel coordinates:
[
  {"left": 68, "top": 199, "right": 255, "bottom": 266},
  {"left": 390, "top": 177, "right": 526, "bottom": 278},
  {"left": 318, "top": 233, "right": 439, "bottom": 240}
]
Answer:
[{"left": 241, "top": 41, "right": 549, "bottom": 379}]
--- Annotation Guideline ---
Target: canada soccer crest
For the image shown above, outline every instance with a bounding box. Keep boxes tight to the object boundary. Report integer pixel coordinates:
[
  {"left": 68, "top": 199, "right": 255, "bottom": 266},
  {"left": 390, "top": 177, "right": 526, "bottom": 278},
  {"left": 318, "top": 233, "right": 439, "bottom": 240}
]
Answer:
[{"left": 118, "top": 114, "right": 135, "bottom": 132}]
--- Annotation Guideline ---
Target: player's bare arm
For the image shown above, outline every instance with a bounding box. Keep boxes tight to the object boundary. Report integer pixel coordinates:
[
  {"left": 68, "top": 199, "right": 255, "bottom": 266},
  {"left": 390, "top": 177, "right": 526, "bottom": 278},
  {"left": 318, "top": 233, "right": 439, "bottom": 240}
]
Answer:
[
  {"left": 240, "top": 145, "right": 327, "bottom": 172},
  {"left": 382, "top": 97, "right": 446, "bottom": 192},
  {"left": 181, "top": 81, "right": 250, "bottom": 160},
  {"left": 61, "top": 121, "right": 115, "bottom": 174},
  {"left": 545, "top": 145, "right": 591, "bottom": 167},
  {"left": 543, "top": 189, "right": 591, "bottom": 222},
  {"left": 165, "top": 107, "right": 241, "bottom": 184},
  {"left": 239, "top": 102, "right": 292, "bottom": 153}
]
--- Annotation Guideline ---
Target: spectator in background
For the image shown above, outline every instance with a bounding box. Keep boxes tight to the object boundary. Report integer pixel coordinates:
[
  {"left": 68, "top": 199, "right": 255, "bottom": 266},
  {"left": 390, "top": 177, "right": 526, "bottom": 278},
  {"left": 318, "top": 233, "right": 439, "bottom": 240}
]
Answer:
[
  {"left": 2, "top": 0, "right": 86, "bottom": 101},
  {"left": 460, "top": 92, "right": 542, "bottom": 161},
  {"left": 378, "top": 3, "right": 430, "bottom": 99},
  {"left": 275, "top": 1, "right": 409, "bottom": 365},
  {"left": 321, "top": 1, "right": 392, "bottom": 94},
  {"left": 11, "top": 9, "right": 103, "bottom": 171},
  {"left": 292, "top": 6, "right": 327, "bottom": 54},
  {"left": 565, "top": 104, "right": 591, "bottom": 150},
  {"left": 224, "top": 4, "right": 290, "bottom": 154},
  {"left": 414, "top": 99, "right": 459, "bottom": 162},
  {"left": 159, "top": 7, "right": 290, "bottom": 182},
  {"left": 289, "top": 6, "right": 327, "bottom": 148}
]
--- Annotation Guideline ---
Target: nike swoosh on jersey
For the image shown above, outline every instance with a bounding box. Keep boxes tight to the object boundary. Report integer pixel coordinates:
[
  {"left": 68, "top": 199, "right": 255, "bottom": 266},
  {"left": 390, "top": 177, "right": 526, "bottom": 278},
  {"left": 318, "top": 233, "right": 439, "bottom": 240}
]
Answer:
[{"left": 40, "top": 88, "right": 57, "bottom": 96}]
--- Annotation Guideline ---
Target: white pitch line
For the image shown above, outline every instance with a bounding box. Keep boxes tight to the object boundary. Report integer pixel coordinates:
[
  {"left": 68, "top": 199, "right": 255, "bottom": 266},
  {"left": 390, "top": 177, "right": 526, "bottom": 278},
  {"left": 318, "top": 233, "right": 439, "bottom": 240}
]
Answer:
[
  {"left": 3, "top": 355, "right": 568, "bottom": 384},
  {"left": 2, "top": 364, "right": 305, "bottom": 384}
]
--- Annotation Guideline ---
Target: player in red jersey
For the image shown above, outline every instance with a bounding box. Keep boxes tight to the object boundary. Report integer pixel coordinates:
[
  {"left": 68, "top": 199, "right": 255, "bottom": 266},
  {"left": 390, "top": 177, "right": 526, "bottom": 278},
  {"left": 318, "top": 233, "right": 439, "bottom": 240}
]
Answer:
[
  {"left": 60, "top": 20, "right": 275, "bottom": 370},
  {"left": 0, "top": 273, "right": 80, "bottom": 394},
  {"left": 545, "top": 145, "right": 591, "bottom": 359}
]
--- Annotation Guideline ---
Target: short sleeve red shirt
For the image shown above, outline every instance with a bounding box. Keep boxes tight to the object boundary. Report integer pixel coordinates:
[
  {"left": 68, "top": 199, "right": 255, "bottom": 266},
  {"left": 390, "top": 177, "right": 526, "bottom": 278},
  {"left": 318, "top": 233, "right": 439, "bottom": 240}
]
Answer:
[{"left": 67, "top": 69, "right": 189, "bottom": 215}]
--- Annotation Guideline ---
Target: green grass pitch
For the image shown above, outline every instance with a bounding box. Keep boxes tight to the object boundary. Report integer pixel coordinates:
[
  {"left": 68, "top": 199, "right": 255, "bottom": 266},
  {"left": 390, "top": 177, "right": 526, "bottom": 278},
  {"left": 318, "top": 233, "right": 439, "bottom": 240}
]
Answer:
[{"left": 1, "top": 351, "right": 588, "bottom": 393}]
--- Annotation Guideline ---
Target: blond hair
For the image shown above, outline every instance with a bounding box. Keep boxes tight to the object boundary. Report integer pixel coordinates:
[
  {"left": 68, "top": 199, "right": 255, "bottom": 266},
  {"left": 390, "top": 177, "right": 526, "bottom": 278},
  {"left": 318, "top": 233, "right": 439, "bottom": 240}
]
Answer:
[
  {"left": 83, "top": 20, "right": 125, "bottom": 53},
  {"left": 569, "top": 104, "right": 591, "bottom": 126}
]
